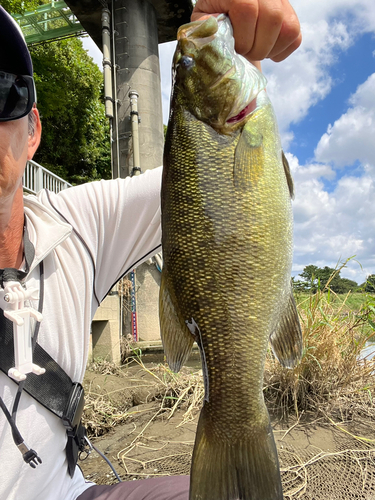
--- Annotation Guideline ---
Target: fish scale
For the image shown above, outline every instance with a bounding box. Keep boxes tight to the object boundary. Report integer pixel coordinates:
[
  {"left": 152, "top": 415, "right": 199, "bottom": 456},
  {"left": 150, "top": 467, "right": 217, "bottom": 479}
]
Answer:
[{"left": 160, "top": 14, "right": 302, "bottom": 500}]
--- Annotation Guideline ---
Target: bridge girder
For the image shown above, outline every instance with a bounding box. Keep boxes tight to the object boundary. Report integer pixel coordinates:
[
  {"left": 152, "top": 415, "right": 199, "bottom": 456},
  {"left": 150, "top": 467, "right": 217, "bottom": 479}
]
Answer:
[{"left": 64, "top": 0, "right": 193, "bottom": 50}]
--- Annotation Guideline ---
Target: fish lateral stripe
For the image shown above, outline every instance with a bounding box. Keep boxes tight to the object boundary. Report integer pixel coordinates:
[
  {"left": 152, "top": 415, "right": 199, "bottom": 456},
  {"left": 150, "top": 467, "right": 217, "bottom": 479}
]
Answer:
[{"left": 186, "top": 318, "right": 210, "bottom": 403}]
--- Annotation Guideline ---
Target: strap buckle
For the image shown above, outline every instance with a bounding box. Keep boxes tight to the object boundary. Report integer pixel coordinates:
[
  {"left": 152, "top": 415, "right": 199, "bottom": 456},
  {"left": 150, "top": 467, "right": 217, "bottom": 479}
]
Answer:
[
  {"left": 18, "top": 442, "right": 42, "bottom": 469},
  {"left": 62, "top": 382, "right": 85, "bottom": 432}
]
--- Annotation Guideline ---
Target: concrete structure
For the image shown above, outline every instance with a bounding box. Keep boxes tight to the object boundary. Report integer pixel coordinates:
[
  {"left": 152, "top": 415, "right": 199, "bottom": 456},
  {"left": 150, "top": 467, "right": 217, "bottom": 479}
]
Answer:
[
  {"left": 134, "top": 262, "right": 161, "bottom": 342},
  {"left": 91, "top": 289, "right": 122, "bottom": 363},
  {"left": 64, "top": 0, "right": 193, "bottom": 357},
  {"left": 64, "top": 0, "right": 192, "bottom": 48},
  {"left": 113, "top": 0, "right": 163, "bottom": 177},
  {"left": 64, "top": 0, "right": 192, "bottom": 176}
]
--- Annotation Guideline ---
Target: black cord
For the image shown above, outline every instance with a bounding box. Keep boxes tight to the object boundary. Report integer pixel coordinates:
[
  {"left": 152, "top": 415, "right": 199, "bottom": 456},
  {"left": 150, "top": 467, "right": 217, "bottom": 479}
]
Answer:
[
  {"left": 90, "top": 440, "right": 122, "bottom": 483},
  {"left": 0, "top": 398, "right": 23, "bottom": 446},
  {"left": 0, "top": 256, "right": 44, "bottom": 468}
]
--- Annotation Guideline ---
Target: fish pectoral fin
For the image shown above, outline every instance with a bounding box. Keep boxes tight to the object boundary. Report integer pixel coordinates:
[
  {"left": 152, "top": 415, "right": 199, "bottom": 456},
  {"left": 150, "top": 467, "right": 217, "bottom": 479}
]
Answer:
[
  {"left": 190, "top": 405, "right": 283, "bottom": 500},
  {"left": 159, "top": 271, "right": 195, "bottom": 373},
  {"left": 269, "top": 288, "right": 303, "bottom": 368},
  {"left": 233, "top": 121, "right": 264, "bottom": 192},
  {"left": 282, "top": 150, "right": 295, "bottom": 199}
]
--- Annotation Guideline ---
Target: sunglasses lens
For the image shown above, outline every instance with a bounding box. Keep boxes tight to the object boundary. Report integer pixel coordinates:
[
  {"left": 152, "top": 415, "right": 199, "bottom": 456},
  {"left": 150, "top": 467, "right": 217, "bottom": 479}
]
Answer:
[{"left": 0, "top": 72, "right": 33, "bottom": 121}]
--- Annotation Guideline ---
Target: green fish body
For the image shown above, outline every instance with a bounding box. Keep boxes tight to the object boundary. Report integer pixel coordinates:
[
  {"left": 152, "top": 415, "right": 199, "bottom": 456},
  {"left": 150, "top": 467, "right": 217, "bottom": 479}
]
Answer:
[{"left": 160, "top": 14, "right": 302, "bottom": 500}]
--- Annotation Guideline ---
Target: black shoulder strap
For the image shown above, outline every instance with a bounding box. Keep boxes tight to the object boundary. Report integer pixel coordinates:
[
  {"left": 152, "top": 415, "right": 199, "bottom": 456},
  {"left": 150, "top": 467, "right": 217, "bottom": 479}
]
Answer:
[
  {"left": 0, "top": 223, "right": 86, "bottom": 476},
  {"left": 0, "top": 315, "right": 73, "bottom": 418}
]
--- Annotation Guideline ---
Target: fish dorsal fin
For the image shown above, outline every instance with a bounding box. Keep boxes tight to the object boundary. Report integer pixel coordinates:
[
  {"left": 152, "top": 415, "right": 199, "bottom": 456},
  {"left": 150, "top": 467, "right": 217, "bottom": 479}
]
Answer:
[
  {"left": 269, "top": 288, "right": 302, "bottom": 368},
  {"left": 233, "top": 120, "right": 264, "bottom": 192},
  {"left": 159, "top": 271, "right": 195, "bottom": 372},
  {"left": 282, "top": 151, "right": 295, "bottom": 199}
]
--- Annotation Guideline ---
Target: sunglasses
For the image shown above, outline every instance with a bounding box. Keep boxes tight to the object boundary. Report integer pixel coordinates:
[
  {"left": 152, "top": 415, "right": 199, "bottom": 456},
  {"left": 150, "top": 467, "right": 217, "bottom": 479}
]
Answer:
[{"left": 0, "top": 71, "right": 36, "bottom": 122}]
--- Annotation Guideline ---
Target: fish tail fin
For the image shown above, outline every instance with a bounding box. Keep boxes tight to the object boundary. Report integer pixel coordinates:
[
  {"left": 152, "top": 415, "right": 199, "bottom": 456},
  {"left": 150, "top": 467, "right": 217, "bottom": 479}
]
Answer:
[{"left": 190, "top": 405, "right": 283, "bottom": 500}]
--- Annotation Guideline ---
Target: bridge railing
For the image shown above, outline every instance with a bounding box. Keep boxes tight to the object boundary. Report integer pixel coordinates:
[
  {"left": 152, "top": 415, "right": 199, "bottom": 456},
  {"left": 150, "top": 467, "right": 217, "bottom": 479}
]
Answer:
[{"left": 23, "top": 160, "right": 72, "bottom": 194}]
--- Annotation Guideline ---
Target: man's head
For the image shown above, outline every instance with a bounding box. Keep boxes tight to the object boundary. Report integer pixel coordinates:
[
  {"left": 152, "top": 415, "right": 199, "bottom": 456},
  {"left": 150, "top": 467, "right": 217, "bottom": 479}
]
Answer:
[
  {"left": 0, "top": 7, "right": 37, "bottom": 124},
  {"left": 0, "top": 7, "right": 41, "bottom": 199}
]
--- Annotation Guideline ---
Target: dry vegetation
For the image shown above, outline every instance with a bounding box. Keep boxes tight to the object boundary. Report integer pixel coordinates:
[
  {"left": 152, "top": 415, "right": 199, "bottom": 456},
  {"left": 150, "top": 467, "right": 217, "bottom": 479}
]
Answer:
[
  {"left": 81, "top": 280, "right": 375, "bottom": 496},
  {"left": 83, "top": 287, "right": 375, "bottom": 437},
  {"left": 83, "top": 355, "right": 205, "bottom": 437},
  {"left": 265, "top": 286, "right": 375, "bottom": 420}
]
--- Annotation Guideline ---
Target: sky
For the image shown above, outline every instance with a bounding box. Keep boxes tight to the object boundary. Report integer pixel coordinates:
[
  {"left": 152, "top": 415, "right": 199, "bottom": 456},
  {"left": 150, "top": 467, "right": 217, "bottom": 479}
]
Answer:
[{"left": 82, "top": 0, "right": 375, "bottom": 285}]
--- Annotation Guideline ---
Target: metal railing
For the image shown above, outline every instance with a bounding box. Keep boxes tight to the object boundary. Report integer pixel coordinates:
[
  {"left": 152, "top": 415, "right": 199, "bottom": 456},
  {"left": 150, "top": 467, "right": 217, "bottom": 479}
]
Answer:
[
  {"left": 12, "top": 1, "right": 85, "bottom": 45},
  {"left": 23, "top": 160, "right": 72, "bottom": 194}
]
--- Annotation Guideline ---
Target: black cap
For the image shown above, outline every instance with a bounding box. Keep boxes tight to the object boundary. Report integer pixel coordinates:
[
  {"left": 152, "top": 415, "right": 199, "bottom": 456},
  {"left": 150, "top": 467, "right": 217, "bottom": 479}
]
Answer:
[{"left": 0, "top": 6, "right": 33, "bottom": 76}]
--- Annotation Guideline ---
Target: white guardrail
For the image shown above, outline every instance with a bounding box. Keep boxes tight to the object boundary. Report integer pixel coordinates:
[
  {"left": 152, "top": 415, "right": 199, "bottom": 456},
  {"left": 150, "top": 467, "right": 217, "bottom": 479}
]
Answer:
[{"left": 23, "top": 160, "right": 72, "bottom": 194}]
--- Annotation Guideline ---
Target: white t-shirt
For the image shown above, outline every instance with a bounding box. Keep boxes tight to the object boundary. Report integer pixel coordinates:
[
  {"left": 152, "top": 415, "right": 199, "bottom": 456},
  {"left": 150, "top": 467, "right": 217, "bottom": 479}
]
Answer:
[{"left": 0, "top": 167, "right": 162, "bottom": 500}]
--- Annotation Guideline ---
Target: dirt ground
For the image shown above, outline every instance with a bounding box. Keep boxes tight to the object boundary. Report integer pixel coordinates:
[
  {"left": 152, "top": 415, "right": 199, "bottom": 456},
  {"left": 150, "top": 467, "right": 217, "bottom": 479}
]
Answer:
[{"left": 79, "top": 362, "right": 375, "bottom": 499}]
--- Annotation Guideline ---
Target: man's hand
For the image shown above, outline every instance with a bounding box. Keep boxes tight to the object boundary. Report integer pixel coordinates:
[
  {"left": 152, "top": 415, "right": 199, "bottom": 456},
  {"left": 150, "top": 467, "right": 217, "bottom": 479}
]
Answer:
[{"left": 192, "top": 0, "right": 301, "bottom": 64}]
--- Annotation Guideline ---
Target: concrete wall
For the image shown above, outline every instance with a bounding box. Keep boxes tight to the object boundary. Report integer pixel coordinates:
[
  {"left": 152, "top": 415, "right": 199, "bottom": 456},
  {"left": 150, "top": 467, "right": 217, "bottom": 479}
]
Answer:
[
  {"left": 91, "top": 293, "right": 121, "bottom": 364},
  {"left": 135, "top": 262, "right": 161, "bottom": 342}
]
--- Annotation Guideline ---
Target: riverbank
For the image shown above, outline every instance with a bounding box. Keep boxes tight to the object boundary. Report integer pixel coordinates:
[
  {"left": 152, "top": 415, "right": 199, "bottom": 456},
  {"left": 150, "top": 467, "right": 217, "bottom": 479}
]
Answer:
[{"left": 79, "top": 356, "right": 375, "bottom": 498}]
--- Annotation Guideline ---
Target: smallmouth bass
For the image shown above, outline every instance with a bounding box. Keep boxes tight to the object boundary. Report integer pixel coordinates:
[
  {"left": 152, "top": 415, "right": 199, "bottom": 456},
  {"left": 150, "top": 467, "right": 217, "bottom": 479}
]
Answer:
[{"left": 160, "top": 14, "right": 302, "bottom": 500}]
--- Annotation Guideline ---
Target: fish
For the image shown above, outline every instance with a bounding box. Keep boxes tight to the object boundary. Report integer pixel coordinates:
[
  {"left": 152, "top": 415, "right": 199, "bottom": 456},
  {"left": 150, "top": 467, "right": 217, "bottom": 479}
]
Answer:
[{"left": 159, "top": 14, "right": 302, "bottom": 500}]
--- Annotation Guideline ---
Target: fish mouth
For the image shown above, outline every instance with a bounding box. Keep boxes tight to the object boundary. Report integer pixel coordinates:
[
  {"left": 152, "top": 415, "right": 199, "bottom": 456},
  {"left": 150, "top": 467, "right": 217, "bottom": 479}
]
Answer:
[{"left": 226, "top": 97, "right": 257, "bottom": 124}]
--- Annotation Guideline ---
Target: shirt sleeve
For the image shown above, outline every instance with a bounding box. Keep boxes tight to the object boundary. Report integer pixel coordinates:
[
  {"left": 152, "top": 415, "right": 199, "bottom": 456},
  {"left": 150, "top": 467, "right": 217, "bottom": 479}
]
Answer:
[{"left": 46, "top": 167, "right": 162, "bottom": 303}]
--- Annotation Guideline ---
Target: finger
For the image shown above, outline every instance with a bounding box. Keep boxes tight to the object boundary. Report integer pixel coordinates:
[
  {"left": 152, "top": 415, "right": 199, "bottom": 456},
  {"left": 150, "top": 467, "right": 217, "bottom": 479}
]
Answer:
[
  {"left": 191, "top": 0, "right": 227, "bottom": 19},
  {"left": 192, "top": 0, "right": 259, "bottom": 56},
  {"left": 267, "top": 0, "right": 301, "bottom": 59},
  {"left": 270, "top": 33, "right": 302, "bottom": 62},
  {"left": 246, "top": 0, "right": 284, "bottom": 61},
  {"left": 225, "top": 2, "right": 259, "bottom": 57}
]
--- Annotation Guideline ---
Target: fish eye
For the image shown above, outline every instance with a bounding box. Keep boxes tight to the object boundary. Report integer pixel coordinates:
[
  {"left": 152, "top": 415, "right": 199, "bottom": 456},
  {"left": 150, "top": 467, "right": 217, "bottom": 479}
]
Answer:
[{"left": 180, "top": 55, "right": 194, "bottom": 69}]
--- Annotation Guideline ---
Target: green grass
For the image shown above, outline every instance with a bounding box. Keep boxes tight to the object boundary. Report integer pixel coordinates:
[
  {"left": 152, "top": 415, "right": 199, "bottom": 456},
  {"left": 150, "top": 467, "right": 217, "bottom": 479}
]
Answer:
[{"left": 294, "top": 291, "right": 370, "bottom": 312}]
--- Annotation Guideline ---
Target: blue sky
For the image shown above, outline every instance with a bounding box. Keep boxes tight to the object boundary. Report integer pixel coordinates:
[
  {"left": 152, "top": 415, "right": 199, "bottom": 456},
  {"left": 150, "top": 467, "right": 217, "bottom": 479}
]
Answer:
[
  {"left": 83, "top": 0, "right": 375, "bottom": 285},
  {"left": 289, "top": 32, "right": 375, "bottom": 167}
]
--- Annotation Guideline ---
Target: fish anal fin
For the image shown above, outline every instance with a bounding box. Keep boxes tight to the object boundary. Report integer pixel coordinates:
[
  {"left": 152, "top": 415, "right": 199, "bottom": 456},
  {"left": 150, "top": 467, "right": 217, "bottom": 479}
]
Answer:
[
  {"left": 159, "top": 271, "right": 194, "bottom": 373},
  {"left": 282, "top": 151, "right": 295, "bottom": 199},
  {"left": 270, "top": 289, "right": 303, "bottom": 369},
  {"left": 190, "top": 405, "right": 283, "bottom": 500},
  {"left": 234, "top": 121, "right": 264, "bottom": 192}
]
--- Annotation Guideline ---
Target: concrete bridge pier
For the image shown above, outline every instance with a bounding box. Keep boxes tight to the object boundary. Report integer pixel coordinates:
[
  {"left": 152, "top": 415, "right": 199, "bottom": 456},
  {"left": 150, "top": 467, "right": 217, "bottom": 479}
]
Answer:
[{"left": 112, "top": 0, "right": 164, "bottom": 177}]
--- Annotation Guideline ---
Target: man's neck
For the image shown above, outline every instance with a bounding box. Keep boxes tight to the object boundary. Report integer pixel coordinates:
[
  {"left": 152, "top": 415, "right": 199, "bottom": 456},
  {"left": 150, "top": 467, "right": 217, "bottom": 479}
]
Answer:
[{"left": 0, "top": 188, "right": 24, "bottom": 269}]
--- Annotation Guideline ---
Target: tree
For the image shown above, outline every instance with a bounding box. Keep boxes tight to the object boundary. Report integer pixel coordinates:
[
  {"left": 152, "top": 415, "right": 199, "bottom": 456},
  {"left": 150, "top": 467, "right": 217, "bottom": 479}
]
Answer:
[
  {"left": 291, "top": 276, "right": 309, "bottom": 293},
  {"left": 295, "top": 265, "right": 358, "bottom": 294},
  {"left": 30, "top": 38, "right": 111, "bottom": 184},
  {"left": 4, "top": 0, "right": 46, "bottom": 14},
  {"left": 3, "top": 1, "right": 37, "bottom": 14},
  {"left": 298, "top": 265, "right": 319, "bottom": 292},
  {"left": 335, "top": 278, "right": 359, "bottom": 294}
]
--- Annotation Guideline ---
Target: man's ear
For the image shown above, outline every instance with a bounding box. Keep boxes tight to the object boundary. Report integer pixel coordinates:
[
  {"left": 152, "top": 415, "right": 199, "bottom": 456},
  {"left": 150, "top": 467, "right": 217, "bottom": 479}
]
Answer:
[{"left": 27, "top": 106, "right": 42, "bottom": 160}]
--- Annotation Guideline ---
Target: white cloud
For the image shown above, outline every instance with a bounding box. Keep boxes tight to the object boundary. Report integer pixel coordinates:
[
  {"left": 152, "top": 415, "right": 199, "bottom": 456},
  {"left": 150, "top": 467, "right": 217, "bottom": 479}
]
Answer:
[
  {"left": 291, "top": 0, "right": 375, "bottom": 34},
  {"left": 263, "top": 18, "right": 354, "bottom": 147},
  {"left": 315, "top": 73, "right": 375, "bottom": 167},
  {"left": 289, "top": 152, "right": 375, "bottom": 283}
]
